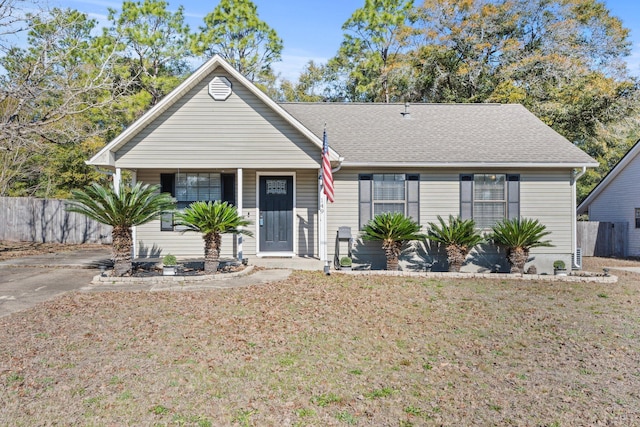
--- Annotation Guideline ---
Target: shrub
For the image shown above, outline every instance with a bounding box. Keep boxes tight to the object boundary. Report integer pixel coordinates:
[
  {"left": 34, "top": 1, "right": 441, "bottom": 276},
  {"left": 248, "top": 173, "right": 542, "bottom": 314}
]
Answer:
[
  {"left": 340, "top": 256, "right": 352, "bottom": 267},
  {"left": 489, "top": 217, "right": 552, "bottom": 274},
  {"left": 553, "top": 260, "right": 565, "bottom": 270},
  {"left": 426, "top": 215, "right": 484, "bottom": 272},
  {"left": 361, "top": 212, "right": 423, "bottom": 271},
  {"left": 162, "top": 254, "right": 177, "bottom": 266}
]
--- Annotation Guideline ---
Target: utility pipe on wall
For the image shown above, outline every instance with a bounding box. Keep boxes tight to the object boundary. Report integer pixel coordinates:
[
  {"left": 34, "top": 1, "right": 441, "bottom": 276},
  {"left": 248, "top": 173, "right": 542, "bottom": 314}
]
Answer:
[{"left": 572, "top": 167, "right": 587, "bottom": 268}]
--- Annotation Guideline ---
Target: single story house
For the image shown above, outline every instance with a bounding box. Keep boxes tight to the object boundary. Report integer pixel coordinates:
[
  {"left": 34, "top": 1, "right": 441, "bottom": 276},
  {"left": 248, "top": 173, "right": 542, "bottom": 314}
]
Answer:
[
  {"left": 87, "top": 55, "right": 598, "bottom": 273},
  {"left": 577, "top": 139, "right": 640, "bottom": 256}
]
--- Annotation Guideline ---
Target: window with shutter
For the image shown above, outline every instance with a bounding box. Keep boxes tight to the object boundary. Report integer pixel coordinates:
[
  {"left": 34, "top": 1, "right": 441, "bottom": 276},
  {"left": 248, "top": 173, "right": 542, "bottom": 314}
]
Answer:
[
  {"left": 359, "top": 173, "right": 420, "bottom": 229},
  {"left": 160, "top": 172, "right": 235, "bottom": 231},
  {"left": 460, "top": 173, "right": 520, "bottom": 228}
]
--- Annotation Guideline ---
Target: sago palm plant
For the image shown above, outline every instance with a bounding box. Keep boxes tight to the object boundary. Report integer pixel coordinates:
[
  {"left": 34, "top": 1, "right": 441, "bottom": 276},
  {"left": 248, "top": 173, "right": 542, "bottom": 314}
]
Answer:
[
  {"left": 66, "top": 182, "right": 175, "bottom": 276},
  {"left": 425, "top": 215, "right": 484, "bottom": 272},
  {"left": 489, "top": 217, "right": 552, "bottom": 274},
  {"left": 175, "top": 201, "right": 253, "bottom": 273},
  {"left": 361, "top": 212, "right": 423, "bottom": 271}
]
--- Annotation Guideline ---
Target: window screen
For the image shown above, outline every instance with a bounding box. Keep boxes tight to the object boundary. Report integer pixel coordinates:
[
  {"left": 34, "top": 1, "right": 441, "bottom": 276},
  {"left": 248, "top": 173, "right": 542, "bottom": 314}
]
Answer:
[
  {"left": 359, "top": 173, "right": 419, "bottom": 228},
  {"left": 176, "top": 173, "right": 221, "bottom": 208},
  {"left": 460, "top": 173, "right": 519, "bottom": 228}
]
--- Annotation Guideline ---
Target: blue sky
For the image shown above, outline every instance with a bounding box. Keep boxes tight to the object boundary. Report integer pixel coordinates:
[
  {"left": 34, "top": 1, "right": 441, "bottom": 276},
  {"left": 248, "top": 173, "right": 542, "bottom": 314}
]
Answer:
[{"left": 56, "top": 0, "right": 640, "bottom": 80}]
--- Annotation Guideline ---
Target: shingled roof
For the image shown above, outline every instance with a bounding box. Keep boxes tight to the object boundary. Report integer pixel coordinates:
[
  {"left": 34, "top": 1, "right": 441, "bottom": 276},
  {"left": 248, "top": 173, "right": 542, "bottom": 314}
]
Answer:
[{"left": 280, "top": 103, "right": 597, "bottom": 167}]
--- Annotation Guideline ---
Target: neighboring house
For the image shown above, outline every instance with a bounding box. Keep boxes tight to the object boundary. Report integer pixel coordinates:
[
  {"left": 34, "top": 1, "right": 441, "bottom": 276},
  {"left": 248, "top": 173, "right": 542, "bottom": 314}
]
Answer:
[
  {"left": 577, "top": 139, "right": 640, "bottom": 256},
  {"left": 87, "top": 55, "right": 597, "bottom": 273}
]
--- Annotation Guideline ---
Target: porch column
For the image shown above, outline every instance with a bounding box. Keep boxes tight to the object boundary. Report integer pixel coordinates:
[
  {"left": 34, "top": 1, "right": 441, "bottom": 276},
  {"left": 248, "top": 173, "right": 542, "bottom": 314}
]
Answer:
[
  {"left": 237, "top": 168, "right": 243, "bottom": 261},
  {"left": 113, "top": 168, "right": 122, "bottom": 194},
  {"left": 131, "top": 171, "right": 137, "bottom": 259}
]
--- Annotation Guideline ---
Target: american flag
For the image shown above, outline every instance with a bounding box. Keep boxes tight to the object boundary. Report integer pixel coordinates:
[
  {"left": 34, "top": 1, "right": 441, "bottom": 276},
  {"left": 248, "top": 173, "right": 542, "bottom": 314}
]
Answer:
[{"left": 322, "top": 127, "right": 334, "bottom": 203}]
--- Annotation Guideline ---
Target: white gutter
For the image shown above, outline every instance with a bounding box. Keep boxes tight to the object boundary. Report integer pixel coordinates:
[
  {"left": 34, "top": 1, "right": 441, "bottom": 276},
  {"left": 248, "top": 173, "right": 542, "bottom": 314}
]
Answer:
[
  {"left": 332, "top": 157, "right": 345, "bottom": 174},
  {"left": 572, "top": 167, "right": 587, "bottom": 269},
  {"left": 89, "top": 165, "right": 114, "bottom": 176},
  {"left": 341, "top": 161, "right": 599, "bottom": 168}
]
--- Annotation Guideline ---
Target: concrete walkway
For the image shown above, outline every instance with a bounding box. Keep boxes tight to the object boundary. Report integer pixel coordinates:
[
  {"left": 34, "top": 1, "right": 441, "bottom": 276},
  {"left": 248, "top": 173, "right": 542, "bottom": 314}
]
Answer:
[
  {"left": 0, "top": 247, "right": 112, "bottom": 269},
  {"left": 0, "top": 248, "right": 112, "bottom": 318}
]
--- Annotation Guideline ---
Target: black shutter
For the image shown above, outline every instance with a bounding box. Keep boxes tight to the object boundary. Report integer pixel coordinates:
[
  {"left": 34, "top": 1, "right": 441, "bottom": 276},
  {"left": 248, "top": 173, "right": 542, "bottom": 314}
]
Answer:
[
  {"left": 359, "top": 174, "right": 372, "bottom": 229},
  {"left": 160, "top": 173, "right": 175, "bottom": 231},
  {"left": 221, "top": 174, "right": 236, "bottom": 205},
  {"left": 406, "top": 174, "right": 419, "bottom": 223},
  {"left": 160, "top": 173, "right": 175, "bottom": 196},
  {"left": 507, "top": 174, "right": 520, "bottom": 219},
  {"left": 460, "top": 174, "right": 473, "bottom": 220}
]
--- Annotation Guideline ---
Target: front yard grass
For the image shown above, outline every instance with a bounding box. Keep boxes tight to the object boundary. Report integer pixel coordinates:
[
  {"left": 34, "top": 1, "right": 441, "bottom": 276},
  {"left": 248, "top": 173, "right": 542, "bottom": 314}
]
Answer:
[{"left": 1, "top": 266, "right": 639, "bottom": 425}]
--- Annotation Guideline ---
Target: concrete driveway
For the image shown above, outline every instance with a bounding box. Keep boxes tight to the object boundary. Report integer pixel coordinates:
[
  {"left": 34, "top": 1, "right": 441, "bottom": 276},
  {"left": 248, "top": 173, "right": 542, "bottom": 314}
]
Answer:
[{"left": 0, "top": 248, "right": 111, "bottom": 318}]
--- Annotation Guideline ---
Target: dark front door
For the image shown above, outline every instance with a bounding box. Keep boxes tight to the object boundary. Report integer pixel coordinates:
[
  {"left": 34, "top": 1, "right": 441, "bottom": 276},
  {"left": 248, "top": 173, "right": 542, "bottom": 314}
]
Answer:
[{"left": 259, "top": 176, "right": 294, "bottom": 252}]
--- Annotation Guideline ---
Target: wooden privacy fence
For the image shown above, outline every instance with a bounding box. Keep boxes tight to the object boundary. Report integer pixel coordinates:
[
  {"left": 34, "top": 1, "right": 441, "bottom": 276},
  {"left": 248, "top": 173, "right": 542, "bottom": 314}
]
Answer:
[
  {"left": 576, "top": 221, "right": 627, "bottom": 258},
  {"left": 0, "top": 197, "right": 112, "bottom": 244}
]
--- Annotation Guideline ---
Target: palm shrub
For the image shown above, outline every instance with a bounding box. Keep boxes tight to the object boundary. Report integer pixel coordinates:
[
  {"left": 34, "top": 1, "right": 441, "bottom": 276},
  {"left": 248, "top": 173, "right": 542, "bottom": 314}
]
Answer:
[
  {"left": 66, "top": 182, "right": 175, "bottom": 276},
  {"left": 175, "top": 201, "right": 253, "bottom": 273},
  {"left": 489, "top": 217, "right": 552, "bottom": 274},
  {"left": 426, "top": 215, "right": 484, "bottom": 272},
  {"left": 361, "top": 212, "right": 423, "bottom": 271}
]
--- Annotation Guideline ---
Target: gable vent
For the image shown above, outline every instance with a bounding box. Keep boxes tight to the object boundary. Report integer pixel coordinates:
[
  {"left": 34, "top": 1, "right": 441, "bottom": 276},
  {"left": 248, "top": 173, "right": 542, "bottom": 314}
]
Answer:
[{"left": 209, "top": 76, "right": 232, "bottom": 101}]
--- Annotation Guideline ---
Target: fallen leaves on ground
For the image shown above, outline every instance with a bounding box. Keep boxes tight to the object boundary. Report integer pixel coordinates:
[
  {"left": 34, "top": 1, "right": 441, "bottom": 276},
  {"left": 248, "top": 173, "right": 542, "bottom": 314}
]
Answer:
[{"left": 1, "top": 260, "right": 639, "bottom": 425}]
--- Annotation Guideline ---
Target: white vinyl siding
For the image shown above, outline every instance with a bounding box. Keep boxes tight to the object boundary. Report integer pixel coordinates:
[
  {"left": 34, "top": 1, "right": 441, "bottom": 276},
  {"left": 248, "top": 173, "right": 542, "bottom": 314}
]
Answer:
[
  {"left": 328, "top": 168, "right": 573, "bottom": 265},
  {"left": 115, "top": 71, "right": 320, "bottom": 170},
  {"left": 135, "top": 170, "right": 229, "bottom": 258},
  {"left": 295, "top": 170, "right": 318, "bottom": 257},
  {"left": 519, "top": 170, "right": 573, "bottom": 254},
  {"left": 134, "top": 169, "right": 317, "bottom": 259},
  {"left": 587, "top": 151, "right": 640, "bottom": 256}
]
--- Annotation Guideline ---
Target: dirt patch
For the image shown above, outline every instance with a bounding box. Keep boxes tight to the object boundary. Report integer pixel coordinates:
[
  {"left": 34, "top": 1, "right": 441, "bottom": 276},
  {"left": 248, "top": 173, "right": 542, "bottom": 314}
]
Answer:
[
  {"left": 582, "top": 255, "right": 640, "bottom": 270},
  {"left": 0, "top": 241, "right": 108, "bottom": 262},
  {"left": 1, "top": 266, "right": 639, "bottom": 425}
]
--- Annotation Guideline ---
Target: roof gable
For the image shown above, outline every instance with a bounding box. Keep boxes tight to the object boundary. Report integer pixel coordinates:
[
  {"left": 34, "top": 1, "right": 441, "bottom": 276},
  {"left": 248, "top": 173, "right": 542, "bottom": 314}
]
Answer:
[
  {"left": 577, "top": 139, "right": 640, "bottom": 214},
  {"left": 88, "top": 55, "right": 337, "bottom": 167}
]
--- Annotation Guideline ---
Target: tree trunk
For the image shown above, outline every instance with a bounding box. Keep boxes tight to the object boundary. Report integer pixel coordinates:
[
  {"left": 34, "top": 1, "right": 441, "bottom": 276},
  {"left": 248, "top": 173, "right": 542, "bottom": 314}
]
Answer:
[
  {"left": 112, "top": 225, "right": 133, "bottom": 276},
  {"left": 203, "top": 232, "right": 221, "bottom": 274},
  {"left": 446, "top": 244, "right": 466, "bottom": 272},
  {"left": 384, "top": 241, "right": 402, "bottom": 271},
  {"left": 386, "top": 253, "right": 399, "bottom": 271},
  {"left": 508, "top": 247, "right": 529, "bottom": 274}
]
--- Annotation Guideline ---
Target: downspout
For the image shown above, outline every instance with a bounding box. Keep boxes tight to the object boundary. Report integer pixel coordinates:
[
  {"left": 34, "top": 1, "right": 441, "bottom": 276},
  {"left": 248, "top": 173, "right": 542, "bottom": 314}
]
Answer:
[
  {"left": 332, "top": 157, "right": 345, "bottom": 175},
  {"left": 571, "top": 167, "right": 587, "bottom": 269}
]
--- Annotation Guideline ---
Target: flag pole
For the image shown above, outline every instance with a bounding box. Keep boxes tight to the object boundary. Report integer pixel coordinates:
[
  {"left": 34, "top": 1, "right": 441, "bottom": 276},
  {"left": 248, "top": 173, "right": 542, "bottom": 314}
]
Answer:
[{"left": 321, "top": 123, "right": 331, "bottom": 274}]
